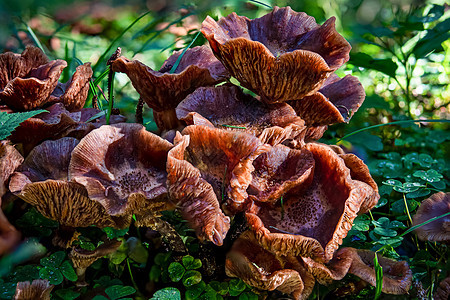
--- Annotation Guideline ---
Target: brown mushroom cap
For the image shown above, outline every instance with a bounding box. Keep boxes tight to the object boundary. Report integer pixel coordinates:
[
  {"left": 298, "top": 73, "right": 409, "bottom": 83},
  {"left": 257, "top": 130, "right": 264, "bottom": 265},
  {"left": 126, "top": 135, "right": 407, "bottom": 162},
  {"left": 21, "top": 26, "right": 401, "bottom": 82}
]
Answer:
[
  {"left": 0, "top": 51, "right": 67, "bottom": 111},
  {"left": 69, "top": 123, "right": 173, "bottom": 217},
  {"left": 248, "top": 144, "right": 314, "bottom": 204},
  {"left": 177, "top": 125, "right": 270, "bottom": 213},
  {"left": 0, "top": 46, "right": 49, "bottom": 90},
  {"left": 0, "top": 141, "right": 24, "bottom": 197},
  {"left": 289, "top": 74, "right": 365, "bottom": 126},
  {"left": 246, "top": 143, "right": 378, "bottom": 262},
  {"left": 9, "top": 103, "right": 126, "bottom": 156},
  {"left": 413, "top": 192, "right": 450, "bottom": 242},
  {"left": 111, "top": 45, "right": 229, "bottom": 113},
  {"left": 70, "top": 239, "right": 122, "bottom": 283},
  {"left": 49, "top": 63, "right": 93, "bottom": 111},
  {"left": 176, "top": 85, "right": 305, "bottom": 145},
  {"left": 201, "top": 6, "right": 351, "bottom": 103},
  {"left": 338, "top": 152, "right": 379, "bottom": 213},
  {"left": 14, "top": 279, "right": 53, "bottom": 300},
  {"left": 167, "top": 133, "right": 230, "bottom": 245},
  {"left": 335, "top": 247, "right": 412, "bottom": 295},
  {"left": 9, "top": 138, "right": 122, "bottom": 228},
  {"left": 434, "top": 276, "right": 450, "bottom": 300},
  {"left": 225, "top": 231, "right": 313, "bottom": 300}
]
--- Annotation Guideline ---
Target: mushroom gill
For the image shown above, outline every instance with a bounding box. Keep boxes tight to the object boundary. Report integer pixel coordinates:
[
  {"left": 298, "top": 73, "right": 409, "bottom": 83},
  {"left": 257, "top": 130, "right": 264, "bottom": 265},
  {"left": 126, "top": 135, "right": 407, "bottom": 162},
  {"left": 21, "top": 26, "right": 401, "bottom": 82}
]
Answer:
[
  {"left": 413, "top": 192, "right": 450, "bottom": 242},
  {"left": 14, "top": 279, "right": 53, "bottom": 300},
  {"left": 201, "top": 6, "right": 351, "bottom": 103},
  {"left": 9, "top": 138, "right": 121, "bottom": 229}
]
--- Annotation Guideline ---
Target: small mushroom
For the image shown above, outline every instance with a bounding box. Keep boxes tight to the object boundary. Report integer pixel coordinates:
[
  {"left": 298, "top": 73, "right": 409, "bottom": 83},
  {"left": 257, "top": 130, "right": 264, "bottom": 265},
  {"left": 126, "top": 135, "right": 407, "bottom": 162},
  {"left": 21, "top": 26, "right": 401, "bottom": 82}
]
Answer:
[
  {"left": 176, "top": 85, "right": 305, "bottom": 146},
  {"left": 413, "top": 192, "right": 450, "bottom": 242},
  {"left": 111, "top": 45, "right": 229, "bottom": 130},
  {"left": 301, "top": 247, "right": 412, "bottom": 295},
  {"left": 246, "top": 143, "right": 378, "bottom": 262},
  {"left": 70, "top": 123, "right": 174, "bottom": 220},
  {"left": 336, "top": 248, "right": 413, "bottom": 294},
  {"left": 434, "top": 276, "right": 450, "bottom": 300},
  {"left": 0, "top": 46, "right": 94, "bottom": 112},
  {"left": 14, "top": 279, "right": 53, "bottom": 300},
  {"left": 201, "top": 6, "right": 351, "bottom": 103},
  {"left": 225, "top": 231, "right": 315, "bottom": 300},
  {"left": 69, "top": 239, "right": 122, "bottom": 285},
  {"left": 48, "top": 63, "right": 93, "bottom": 111},
  {"left": 0, "top": 47, "right": 66, "bottom": 111}
]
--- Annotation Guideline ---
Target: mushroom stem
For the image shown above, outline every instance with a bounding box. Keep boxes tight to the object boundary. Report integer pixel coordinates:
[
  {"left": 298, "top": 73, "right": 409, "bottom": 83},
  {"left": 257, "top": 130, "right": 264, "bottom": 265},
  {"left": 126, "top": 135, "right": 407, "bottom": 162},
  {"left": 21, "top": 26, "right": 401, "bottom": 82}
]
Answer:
[
  {"left": 136, "top": 97, "right": 144, "bottom": 124},
  {"left": 153, "top": 108, "right": 183, "bottom": 131}
]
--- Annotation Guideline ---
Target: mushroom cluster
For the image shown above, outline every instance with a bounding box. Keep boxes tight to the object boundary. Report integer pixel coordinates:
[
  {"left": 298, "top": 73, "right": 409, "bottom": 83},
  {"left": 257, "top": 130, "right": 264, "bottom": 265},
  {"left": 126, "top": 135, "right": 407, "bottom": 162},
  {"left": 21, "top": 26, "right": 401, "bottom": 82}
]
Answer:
[{"left": 0, "top": 6, "right": 415, "bottom": 299}]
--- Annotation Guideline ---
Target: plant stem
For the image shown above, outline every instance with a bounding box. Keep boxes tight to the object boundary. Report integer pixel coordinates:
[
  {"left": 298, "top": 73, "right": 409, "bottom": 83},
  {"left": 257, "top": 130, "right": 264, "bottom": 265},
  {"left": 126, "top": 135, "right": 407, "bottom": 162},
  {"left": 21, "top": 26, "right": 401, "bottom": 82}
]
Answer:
[
  {"left": 337, "top": 119, "right": 450, "bottom": 142},
  {"left": 127, "top": 258, "right": 140, "bottom": 294}
]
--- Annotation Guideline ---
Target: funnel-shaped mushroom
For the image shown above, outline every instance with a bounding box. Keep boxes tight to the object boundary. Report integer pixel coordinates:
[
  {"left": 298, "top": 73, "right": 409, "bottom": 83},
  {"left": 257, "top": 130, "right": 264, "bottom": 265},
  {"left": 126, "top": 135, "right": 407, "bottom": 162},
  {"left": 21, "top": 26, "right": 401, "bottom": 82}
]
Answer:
[
  {"left": 70, "top": 123, "right": 173, "bottom": 220},
  {"left": 201, "top": 6, "right": 351, "bottom": 104},
  {"left": 69, "top": 239, "right": 122, "bottom": 285},
  {"left": 0, "top": 46, "right": 94, "bottom": 112},
  {"left": 176, "top": 85, "right": 305, "bottom": 145},
  {"left": 225, "top": 231, "right": 315, "bottom": 300},
  {"left": 9, "top": 138, "right": 121, "bottom": 229},
  {"left": 300, "top": 247, "right": 412, "bottom": 294},
  {"left": 14, "top": 279, "right": 53, "bottom": 300},
  {"left": 434, "top": 276, "right": 450, "bottom": 300},
  {"left": 0, "top": 47, "right": 67, "bottom": 111},
  {"left": 48, "top": 63, "right": 93, "bottom": 111},
  {"left": 246, "top": 143, "right": 378, "bottom": 262},
  {"left": 0, "top": 141, "right": 23, "bottom": 255},
  {"left": 9, "top": 103, "right": 126, "bottom": 155},
  {"left": 336, "top": 248, "right": 412, "bottom": 294},
  {"left": 413, "top": 192, "right": 450, "bottom": 242},
  {"left": 289, "top": 74, "right": 365, "bottom": 126},
  {"left": 111, "top": 45, "right": 229, "bottom": 130}
]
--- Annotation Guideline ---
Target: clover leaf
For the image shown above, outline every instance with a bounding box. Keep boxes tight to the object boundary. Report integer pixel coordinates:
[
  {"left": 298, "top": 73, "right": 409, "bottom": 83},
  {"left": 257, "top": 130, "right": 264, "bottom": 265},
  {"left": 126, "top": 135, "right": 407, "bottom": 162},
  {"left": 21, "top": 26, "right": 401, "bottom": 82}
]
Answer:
[
  {"left": 182, "top": 255, "right": 202, "bottom": 270},
  {"left": 151, "top": 287, "right": 181, "bottom": 300},
  {"left": 413, "top": 169, "right": 443, "bottom": 183},
  {"left": 39, "top": 251, "right": 77, "bottom": 285}
]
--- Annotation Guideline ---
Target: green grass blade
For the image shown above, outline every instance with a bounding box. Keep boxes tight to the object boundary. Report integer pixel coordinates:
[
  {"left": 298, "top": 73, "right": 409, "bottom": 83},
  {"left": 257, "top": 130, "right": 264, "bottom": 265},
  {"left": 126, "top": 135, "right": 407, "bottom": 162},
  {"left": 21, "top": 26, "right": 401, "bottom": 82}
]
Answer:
[
  {"left": 399, "top": 212, "right": 450, "bottom": 237},
  {"left": 248, "top": 0, "right": 272, "bottom": 9},
  {"left": 169, "top": 31, "right": 201, "bottom": 74},
  {"left": 373, "top": 252, "right": 383, "bottom": 300},
  {"left": 134, "top": 13, "right": 195, "bottom": 55},
  {"left": 337, "top": 119, "right": 450, "bottom": 142},
  {"left": 25, "top": 23, "right": 46, "bottom": 54},
  {"left": 93, "top": 69, "right": 110, "bottom": 86},
  {"left": 92, "top": 11, "right": 151, "bottom": 73}
]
